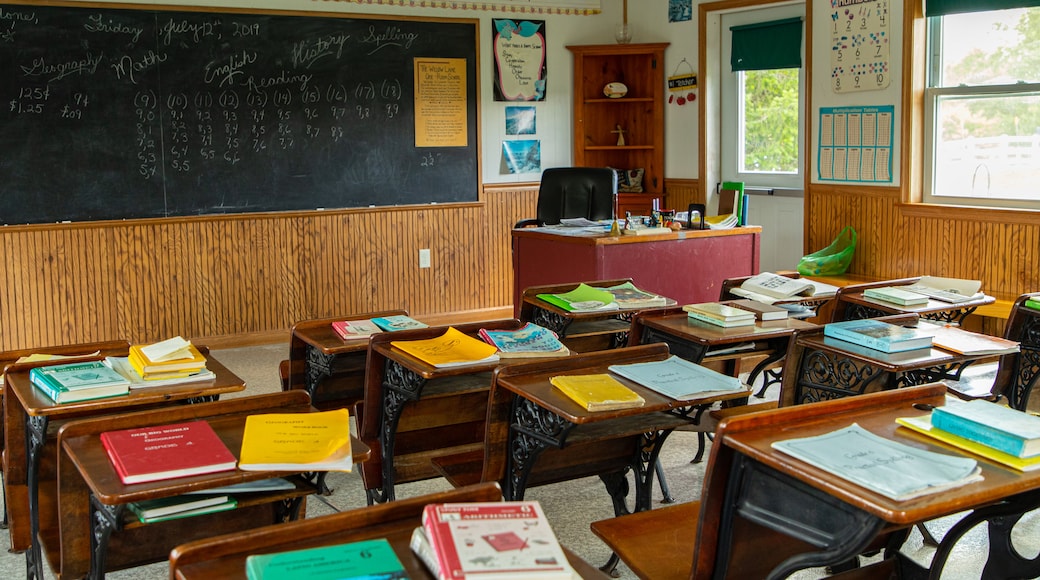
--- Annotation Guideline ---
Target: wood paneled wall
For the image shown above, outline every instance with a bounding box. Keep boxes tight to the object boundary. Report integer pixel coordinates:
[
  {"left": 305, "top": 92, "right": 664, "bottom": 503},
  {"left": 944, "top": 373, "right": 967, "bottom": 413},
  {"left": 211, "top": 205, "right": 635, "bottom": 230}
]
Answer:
[
  {"left": 806, "top": 183, "right": 1040, "bottom": 304},
  {"left": 0, "top": 183, "right": 538, "bottom": 351},
  {"left": 0, "top": 179, "right": 699, "bottom": 351}
]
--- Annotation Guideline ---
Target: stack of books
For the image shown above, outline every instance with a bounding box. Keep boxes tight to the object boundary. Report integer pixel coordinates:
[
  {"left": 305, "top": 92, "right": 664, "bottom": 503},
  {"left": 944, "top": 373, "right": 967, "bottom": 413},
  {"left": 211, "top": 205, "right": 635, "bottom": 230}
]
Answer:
[
  {"left": 127, "top": 336, "right": 208, "bottom": 381},
  {"left": 101, "top": 420, "right": 238, "bottom": 484},
  {"left": 127, "top": 494, "right": 237, "bottom": 524},
  {"left": 239, "top": 408, "right": 355, "bottom": 472},
  {"left": 682, "top": 302, "right": 756, "bottom": 328},
  {"left": 330, "top": 318, "right": 382, "bottom": 340},
  {"left": 479, "top": 322, "right": 570, "bottom": 358},
  {"left": 391, "top": 327, "right": 500, "bottom": 368},
  {"left": 863, "top": 286, "right": 929, "bottom": 306},
  {"left": 728, "top": 299, "right": 789, "bottom": 321},
  {"left": 823, "top": 319, "right": 933, "bottom": 353},
  {"left": 29, "top": 360, "right": 131, "bottom": 403},
  {"left": 897, "top": 399, "right": 1040, "bottom": 472},
  {"left": 411, "top": 500, "right": 575, "bottom": 580}
]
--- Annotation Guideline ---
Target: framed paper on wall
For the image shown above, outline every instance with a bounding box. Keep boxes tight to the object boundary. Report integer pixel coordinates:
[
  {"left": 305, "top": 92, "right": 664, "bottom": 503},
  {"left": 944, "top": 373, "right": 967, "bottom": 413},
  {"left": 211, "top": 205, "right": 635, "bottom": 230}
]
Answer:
[{"left": 493, "top": 19, "right": 547, "bottom": 101}]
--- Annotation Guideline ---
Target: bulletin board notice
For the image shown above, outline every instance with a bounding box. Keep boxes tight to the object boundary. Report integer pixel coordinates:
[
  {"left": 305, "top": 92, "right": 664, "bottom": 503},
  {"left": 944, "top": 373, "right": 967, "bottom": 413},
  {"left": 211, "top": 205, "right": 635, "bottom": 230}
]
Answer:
[{"left": 817, "top": 105, "right": 893, "bottom": 183}]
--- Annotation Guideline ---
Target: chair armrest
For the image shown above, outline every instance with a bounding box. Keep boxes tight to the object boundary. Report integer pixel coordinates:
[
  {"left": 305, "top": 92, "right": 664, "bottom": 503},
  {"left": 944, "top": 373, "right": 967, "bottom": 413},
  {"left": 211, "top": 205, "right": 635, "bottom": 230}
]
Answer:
[{"left": 513, "top": 218, "right": 541, "bottom": 229}]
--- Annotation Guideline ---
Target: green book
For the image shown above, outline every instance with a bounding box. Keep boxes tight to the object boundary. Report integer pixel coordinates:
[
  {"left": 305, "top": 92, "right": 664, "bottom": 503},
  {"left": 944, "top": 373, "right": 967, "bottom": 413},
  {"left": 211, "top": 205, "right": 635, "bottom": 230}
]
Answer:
[
  {"left": 245, "top": 538, "right": 408, "bottom": 580},
  {"left": 721, "top": 181, "right": 745, "bottom": 226},
  {"left": 536, "top": 283, "right": 616, "bottom": 312},
  {"left": 1025, "top": 297, "right": 1040, "bottom": 312},
  {"left": 131, "top": 497, "right": 236, "bottom": 524}
]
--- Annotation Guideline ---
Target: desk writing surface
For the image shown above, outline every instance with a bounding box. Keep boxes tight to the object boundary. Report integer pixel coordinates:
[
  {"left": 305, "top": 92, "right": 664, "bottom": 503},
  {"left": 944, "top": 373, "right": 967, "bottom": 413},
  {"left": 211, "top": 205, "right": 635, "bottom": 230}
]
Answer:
[
  {"left": 6, "top": 354, "right": 245, "bottom": 418},
  {"left": 810, "top": 334, "right": 972, "bottom": 371},
  {"left": 719, "top": 383, "right": 1040, "bottom": 525},
  {"left": 638, "top": 312, "right": 817, "bottom": 346},
  {"left": 494, "top": 356, "right": 750, "bottom": 424}
]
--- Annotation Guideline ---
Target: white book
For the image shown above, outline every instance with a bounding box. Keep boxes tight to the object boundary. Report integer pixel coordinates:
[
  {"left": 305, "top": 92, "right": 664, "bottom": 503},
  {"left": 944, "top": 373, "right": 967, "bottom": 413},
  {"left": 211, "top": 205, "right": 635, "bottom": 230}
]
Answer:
[
  {"left": 772, "top": 423, "right": 982, "bottom": 501},
  {"left": 608, "top": 355, "right": 745, "bottom": 399}
]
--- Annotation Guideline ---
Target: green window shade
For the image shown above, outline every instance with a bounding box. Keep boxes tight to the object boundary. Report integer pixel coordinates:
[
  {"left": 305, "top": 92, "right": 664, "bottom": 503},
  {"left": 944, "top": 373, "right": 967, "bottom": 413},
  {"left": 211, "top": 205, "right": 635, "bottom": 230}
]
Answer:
[
  {"left": 926, "top": 0, "right": 1040, "bottom": 17},
  {"left": 730, "top": 17, "right": 802, "bottom": 72}
]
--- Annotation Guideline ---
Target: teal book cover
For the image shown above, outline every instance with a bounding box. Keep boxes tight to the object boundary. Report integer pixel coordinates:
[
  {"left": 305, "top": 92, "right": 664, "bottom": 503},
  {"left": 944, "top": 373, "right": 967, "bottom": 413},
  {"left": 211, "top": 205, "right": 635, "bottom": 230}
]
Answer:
[{"left": 246, "top": 538, "right": 408, "bottom": 580}]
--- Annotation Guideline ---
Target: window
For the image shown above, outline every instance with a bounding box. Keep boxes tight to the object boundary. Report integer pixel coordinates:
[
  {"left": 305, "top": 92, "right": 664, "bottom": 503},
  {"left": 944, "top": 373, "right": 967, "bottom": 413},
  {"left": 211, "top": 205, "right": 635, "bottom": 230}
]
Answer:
[
  {"left": 924, "top": 3, "right": 1040, "bottom": 209},
  {"left": 721, "top": 8, "right": 805, "bottom": 190}
]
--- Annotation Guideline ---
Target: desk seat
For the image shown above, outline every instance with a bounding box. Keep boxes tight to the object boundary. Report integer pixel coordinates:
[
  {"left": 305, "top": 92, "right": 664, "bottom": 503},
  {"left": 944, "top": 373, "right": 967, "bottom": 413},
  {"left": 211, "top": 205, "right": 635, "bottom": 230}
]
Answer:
[{"left": 591, "top": 502, "right": 698, "bottom": 580}]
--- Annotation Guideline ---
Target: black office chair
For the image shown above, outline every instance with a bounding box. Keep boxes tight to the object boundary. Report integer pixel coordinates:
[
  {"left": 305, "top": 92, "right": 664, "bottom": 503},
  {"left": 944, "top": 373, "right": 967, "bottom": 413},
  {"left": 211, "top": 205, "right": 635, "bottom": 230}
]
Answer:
[{"left": 514, "top": 167, "right": 618, "bottom": 228}]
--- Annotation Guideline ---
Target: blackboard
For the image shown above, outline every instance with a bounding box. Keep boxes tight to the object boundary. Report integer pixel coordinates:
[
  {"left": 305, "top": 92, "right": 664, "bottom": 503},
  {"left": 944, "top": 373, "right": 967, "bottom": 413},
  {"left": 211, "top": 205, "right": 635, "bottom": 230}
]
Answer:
[{"left": 0, "top": 3, "right": 479, "bottom": 225}]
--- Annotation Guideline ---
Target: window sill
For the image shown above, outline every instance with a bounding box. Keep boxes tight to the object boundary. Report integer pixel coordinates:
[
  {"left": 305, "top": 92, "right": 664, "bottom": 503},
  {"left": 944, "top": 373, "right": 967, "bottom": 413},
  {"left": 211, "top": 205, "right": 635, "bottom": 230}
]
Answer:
[{"left": 898, "top": 202, "right": 1040, "bottom": 226}]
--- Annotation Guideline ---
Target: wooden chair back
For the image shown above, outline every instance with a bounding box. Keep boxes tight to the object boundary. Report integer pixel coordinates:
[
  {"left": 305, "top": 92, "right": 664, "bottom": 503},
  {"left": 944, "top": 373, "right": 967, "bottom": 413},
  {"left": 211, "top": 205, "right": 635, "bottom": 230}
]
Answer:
[
  {"left": 992, "top": 291, "right": 1040, "bottom": 409},
  {"left": 829, "top": 277, "right": 921, "bottom": 322},
  {"left": 169, "top": 482, "right": 505, "bottom": 579},
  {"left": 356, "top": 319, "right": 522, "bottom": 500},
  {"left": 282, "top": 310, "right": 407, "bottom": 410}
]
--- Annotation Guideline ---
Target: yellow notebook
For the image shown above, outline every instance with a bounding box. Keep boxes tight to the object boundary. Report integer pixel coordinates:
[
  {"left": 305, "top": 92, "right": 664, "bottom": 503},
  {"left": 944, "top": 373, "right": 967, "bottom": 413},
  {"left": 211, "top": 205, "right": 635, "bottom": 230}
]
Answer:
[
  {"left": 550, "top": 374, "right": 645, "bottom": 412},
  {"left": 239, "top": 409, "right": 353, "bottom": 471},
  {"left": 896, "top": 414, "right": 1040, "bottom": 472},
  {"left": 391, "top": 327, "right": 499, "bottom": 368}
]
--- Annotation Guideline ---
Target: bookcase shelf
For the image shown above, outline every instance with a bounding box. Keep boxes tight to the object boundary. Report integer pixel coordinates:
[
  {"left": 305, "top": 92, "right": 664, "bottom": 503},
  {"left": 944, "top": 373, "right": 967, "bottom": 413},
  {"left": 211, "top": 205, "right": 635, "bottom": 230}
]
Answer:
[{"left": 568, "top": 42, "right": 669, "bottom": 217}]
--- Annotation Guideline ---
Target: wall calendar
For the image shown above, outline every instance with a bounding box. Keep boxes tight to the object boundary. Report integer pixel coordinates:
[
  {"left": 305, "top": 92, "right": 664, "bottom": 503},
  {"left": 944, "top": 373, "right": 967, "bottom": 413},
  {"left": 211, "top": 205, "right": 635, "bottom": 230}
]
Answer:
[{"left": 830, "top": 0, "right": 890, "bottom": 93}]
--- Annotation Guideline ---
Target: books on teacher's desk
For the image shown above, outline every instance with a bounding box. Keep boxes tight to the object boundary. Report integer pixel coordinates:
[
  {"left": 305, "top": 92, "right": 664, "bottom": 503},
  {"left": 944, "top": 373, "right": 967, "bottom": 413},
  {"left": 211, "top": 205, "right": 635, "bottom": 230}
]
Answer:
[
  {"left": 479, "top": 322, "right": 570, "bottom": 358},
  {"left": 238, "top": 408, "right": 354, "bottom": 472},
  {"left": 101, "top": 420, "right": 237, "bottom": 484},
  {"left": 29, "top": 360, "right": 131, "bottom": 403},
  {"left": 412, "top": 500, "right": 574, "bottom": 580}
]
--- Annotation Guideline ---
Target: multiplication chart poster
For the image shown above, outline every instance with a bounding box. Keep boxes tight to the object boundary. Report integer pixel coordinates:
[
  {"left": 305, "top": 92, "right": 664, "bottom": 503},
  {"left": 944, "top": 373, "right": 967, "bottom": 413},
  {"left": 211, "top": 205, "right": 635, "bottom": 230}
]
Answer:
[
  {"left": 830, "top": 0, "right": 890, "bottom": 93},
  {"left": 818, "top": 105, "right": 893, "bottom": 183}
]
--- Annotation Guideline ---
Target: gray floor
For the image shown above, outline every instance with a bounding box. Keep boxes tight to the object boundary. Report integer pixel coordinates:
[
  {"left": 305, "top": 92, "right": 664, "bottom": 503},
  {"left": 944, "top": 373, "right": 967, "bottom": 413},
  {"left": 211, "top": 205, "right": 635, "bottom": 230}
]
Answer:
[{"left": 1, "top": 343, "right": 1032, "bottom": 579}]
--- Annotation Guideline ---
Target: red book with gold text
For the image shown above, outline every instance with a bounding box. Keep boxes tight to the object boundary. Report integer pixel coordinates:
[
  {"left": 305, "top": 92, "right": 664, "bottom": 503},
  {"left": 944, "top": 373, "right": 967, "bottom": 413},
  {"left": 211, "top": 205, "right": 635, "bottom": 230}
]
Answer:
[{"left": 100, "top": 420, "right": 237, "bottom": 485}]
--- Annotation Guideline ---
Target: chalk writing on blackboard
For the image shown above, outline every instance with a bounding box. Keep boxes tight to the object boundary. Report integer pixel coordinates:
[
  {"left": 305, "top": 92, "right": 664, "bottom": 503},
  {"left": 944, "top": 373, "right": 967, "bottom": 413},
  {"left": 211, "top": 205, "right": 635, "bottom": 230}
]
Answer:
[{"left": 0, "top": 4, "right": 479, "bottom": 225}]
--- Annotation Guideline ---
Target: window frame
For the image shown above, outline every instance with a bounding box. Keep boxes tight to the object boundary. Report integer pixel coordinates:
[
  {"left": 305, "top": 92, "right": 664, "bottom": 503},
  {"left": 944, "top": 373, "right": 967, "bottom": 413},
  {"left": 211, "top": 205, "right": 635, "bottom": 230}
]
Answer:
[
  {"left": 719, "top": 5, "right": 806, "bottom": 191},
  {"left": 920, "top": 6, "right": 1040, "bottom": 211}
]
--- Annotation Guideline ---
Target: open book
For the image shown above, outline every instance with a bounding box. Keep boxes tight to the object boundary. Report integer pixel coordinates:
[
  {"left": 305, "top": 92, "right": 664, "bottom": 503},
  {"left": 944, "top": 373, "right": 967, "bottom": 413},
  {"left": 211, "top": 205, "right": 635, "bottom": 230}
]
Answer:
[
  {"left": 730, "top": 272, "right": 839, "bottom": 304},
  {"left": 905, "top": 276, "right": 984, "bottom": 304}
]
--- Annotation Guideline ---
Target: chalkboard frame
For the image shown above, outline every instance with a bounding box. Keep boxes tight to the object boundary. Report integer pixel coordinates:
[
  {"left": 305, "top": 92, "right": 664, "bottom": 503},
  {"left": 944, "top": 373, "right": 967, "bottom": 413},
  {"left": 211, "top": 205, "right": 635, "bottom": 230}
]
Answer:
[{"left": 0, "top": 1, "right": 481, "bottom": 226}]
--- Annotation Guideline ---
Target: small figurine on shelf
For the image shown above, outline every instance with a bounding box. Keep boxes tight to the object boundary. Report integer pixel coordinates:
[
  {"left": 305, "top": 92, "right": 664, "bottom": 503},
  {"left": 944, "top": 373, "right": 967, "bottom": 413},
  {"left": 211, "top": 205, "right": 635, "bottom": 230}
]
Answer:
[{"left": 611, "top": 124, "right": 626, "bottom": 146}]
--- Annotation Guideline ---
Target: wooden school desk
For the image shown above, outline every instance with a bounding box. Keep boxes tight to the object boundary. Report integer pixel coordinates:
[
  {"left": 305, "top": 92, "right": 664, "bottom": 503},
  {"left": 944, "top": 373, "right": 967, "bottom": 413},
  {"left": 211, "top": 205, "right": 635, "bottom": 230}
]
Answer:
[
  {"left": 713, "top": 383, "right": 1040, "bottom": 578},
  {"left": 282, "top": 310, "right": 408, "bottom": 410},
  {"left": 488, "top": 344, "right": 750, "bottom": 509},
  {"left": 628, "top": 307, "right": 818, "bottom": 396},
  {"left": 57, "top": 391, "right": 371, "bottom": 580},
  {"left": 357, "top": 320, "right": 527, "bottom": 504},
  {"left": 780, "top": 323, "right": 999, "bottom": 407},
  {"left": 511, "top": 225, "right": 761, "bottom": 316},
  {"left": 832, "top": 281, "right": 995, "bottom": 325},
  {"left": 517, "top": 279, "right": 677, "bottom": 352},
  {"left": 1, "top": 348, "right": 245, "bottom": 579},
  {"left": 168, "top": 482, "right": 610, "bottom": 580}
]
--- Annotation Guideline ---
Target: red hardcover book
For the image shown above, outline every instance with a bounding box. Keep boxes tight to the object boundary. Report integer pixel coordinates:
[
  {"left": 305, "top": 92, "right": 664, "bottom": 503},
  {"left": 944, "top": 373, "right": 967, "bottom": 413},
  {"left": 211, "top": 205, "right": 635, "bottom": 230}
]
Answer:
[
  {"left": 100, "top": 420, "right": 237, "bottom": 485},
  {"left": 419, "top": 501, "right": 573, "bottom": 579}
]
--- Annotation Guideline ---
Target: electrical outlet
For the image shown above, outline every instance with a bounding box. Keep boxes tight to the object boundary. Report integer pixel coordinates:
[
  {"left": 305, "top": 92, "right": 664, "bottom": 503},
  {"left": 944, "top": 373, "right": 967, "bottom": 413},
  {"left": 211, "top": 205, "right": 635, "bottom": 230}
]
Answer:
[{"left": 419, "top": 248, "right": 431, "bottom": 268}]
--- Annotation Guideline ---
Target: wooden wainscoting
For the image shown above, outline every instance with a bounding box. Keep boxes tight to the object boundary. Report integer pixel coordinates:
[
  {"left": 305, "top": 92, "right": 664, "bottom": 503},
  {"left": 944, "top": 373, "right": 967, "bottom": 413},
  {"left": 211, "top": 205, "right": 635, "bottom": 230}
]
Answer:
[
  {"left": 664, "top": 178, "right": 702, "bottom": 214},
  {"left": 0, "top": 184, "right": 538, "bottom": 350},
  {"left": 806, "top": 184, "right": 1040, "bottom": 334}
]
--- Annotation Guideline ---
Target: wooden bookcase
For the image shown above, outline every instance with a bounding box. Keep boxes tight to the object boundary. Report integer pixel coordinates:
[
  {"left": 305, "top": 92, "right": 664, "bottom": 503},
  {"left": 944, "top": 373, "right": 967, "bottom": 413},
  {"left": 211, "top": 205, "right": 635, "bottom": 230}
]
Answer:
[{"left": 567, "top": 43, "right": 669, "bottom": 217}]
